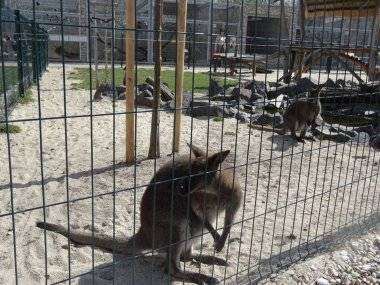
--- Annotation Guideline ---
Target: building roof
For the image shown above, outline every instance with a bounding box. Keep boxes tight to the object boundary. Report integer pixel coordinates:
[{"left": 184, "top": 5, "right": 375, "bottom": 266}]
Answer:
[{"left": 304, "top": 0, "right": 379, "bottom": 17}]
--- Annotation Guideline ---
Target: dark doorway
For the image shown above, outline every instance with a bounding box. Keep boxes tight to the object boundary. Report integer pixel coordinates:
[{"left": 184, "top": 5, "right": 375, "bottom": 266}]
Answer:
[{"left": 246, "top": 17, "right": 284, "bottom": 54}]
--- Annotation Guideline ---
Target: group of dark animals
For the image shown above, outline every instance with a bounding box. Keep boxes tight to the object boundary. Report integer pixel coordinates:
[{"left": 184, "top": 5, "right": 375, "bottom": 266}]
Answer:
[
  {"left": 36, "top": 87, "right": 379, "bottom": 284},
  {"left": 37, "top": 144, "right": 242, "bottom": 285}
]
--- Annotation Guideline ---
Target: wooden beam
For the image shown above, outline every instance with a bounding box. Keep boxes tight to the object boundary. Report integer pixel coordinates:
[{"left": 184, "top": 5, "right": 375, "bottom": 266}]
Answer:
[
  {"left": 369, "top": 0, "right": 380, "bottom": 81},
  {"left": 305, "top": 8, "right": 376, "bottom": 18},
  {"left": 125, "top": 0, "right": 135, "bottom": 163},
  {"left": 304, "top": 0, "right": 377, "bottom": 16},
  {"left": 173, "top": 0, "right": 188, "bottom": 153}
]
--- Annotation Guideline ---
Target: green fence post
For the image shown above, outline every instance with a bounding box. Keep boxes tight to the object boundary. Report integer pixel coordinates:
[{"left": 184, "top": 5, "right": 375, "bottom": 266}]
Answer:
[
  {"left": 32, "top": 20, "right": 37, "bottom": 82},
  {"left": 14, "top": 10, "right": 24, "bottom": 96}
]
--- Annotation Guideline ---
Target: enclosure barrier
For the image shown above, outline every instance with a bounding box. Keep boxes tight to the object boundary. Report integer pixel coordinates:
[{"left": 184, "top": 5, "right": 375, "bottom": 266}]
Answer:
[
  {"left": 0, "top": 7, "right": 49, "bottom": 121},
  {"left": 0, "top": 0, "right": 379, "bottom": 285}
]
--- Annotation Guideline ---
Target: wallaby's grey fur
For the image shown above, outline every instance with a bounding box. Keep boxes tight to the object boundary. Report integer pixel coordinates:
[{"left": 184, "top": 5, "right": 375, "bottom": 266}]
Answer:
[
  {"left": 186, "top": 143, "right": 242, "bottom": 252},
  {"left": 370, "top": 135, "right": 380, "bottom": 151},
  {"left": 282, "top": 87, "right": 322, "bottom": 143},
  {"left": 37, "top": 146, "right": 241, "bottom": 285}
]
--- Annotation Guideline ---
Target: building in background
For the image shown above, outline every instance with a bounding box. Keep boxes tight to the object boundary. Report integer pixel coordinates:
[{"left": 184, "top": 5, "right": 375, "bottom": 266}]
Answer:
[{"left": 4, "top": 0, "right": 378, "bottom": 65}]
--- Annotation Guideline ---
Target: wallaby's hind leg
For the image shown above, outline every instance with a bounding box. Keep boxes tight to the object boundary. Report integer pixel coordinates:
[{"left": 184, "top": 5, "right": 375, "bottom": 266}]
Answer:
[
  {"left": 290, "top": 127, "right": 301, "bottom": 142},
  {"left": 166, "top": 227, "right": 218, "bottom": 285},
  {"left": 181, "top": 248, "right": 228, "bottom": 266},
  {"left": 299, "top": 125, "right": 307, "bottom": 143}
]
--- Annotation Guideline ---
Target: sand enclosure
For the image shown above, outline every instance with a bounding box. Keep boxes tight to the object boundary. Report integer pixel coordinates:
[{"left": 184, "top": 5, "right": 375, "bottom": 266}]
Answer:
[{"left": 0, "top": 64, "right": 379, "bottom": 284}]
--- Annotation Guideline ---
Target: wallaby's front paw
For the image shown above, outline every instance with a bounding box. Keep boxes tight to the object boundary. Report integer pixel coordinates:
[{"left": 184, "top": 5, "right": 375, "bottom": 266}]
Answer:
[
  {"left": 212, "top": 232, "right": 221, "bottom": 243},
  {"left": 203, "top": 276, "right": 218, "bottom": 285},
  {"left": 214, "top": 238, "right": 226, "bottom": 253}
]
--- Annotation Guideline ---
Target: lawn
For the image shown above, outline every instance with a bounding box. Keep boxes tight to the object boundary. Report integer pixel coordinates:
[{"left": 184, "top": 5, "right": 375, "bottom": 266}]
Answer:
[
  {"left": 69, "top": 68, "right": 238, "bottom": 93},
  {"left": 0, "top": 66, "right": 19, "bottom": 93}
]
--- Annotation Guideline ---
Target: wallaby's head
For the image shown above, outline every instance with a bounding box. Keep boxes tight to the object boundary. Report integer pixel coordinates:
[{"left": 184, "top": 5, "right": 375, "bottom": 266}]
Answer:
[
  {"left": 309, "top": 86, "right": 324, "bottom": 98},
  {"left": 177, "top": 143, "right": 230, "bottom": 193}
]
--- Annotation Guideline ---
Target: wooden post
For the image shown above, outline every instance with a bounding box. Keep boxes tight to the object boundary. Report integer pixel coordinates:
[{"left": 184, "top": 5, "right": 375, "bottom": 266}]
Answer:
[
  {"left": 173, "top": 0, "right": 188, "bottom": 153},
  {"left": 295, "top": 0, "right": 305, "bottom": 80},
  {"left": 251, "top": 59, "right": 256, "bottom": 79},
  {"left": 148, "top": 0, "right": 163, "bottom": 158},
  {"left": 125, "top": 0, "right": 135, "bottom": 163},
  {"left": 369, "top": 1, "right": 380, "bottom": 81}
]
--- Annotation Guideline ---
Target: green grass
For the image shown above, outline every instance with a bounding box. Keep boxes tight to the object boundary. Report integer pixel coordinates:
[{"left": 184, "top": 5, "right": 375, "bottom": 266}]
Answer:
[
  {"left": 0, "top": 66, "right": 19, "bottom": 93},
  {"left": 0, "top": 123, "right": 21, "bottom": 133},
  {"left": 69, "top": 68, "right": 238, "bottom": 93},
  {"left": 213, "top": 116, "right": 224, "bottom": 122},
  {"left": 14, "top": 89, "right": 34, "bottom": 105}
]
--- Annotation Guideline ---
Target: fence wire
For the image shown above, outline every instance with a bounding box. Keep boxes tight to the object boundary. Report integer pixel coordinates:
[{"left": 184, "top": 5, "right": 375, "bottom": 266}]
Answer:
[{"left": 0, "top": 0, "right": 380, "bottom": 285}]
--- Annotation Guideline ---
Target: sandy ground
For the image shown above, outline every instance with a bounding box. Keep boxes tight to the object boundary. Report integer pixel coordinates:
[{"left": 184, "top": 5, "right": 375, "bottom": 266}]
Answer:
[
  {"left": 0, "top": 64, "right": 379, "bottom": 285},
  {"left": 261, "top": 224, "right": 380, "bottom": 285}
]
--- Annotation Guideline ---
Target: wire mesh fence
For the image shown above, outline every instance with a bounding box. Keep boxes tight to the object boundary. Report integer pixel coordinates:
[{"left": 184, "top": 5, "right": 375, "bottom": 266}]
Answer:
[
  {"left": 0, "top": 6, "right": 48, "bottom": 122},
  {"left": 0, "top": 0, "right": 379, "bottom": 285}
]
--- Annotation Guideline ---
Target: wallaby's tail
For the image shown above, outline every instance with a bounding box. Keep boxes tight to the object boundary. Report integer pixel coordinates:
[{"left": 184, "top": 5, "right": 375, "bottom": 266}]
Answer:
[
  {"left": 36, "top": 222, "right": 143, "bottom": 255},
  {"left": 249, "top": 124, "right": 284, "bottom": 135}
]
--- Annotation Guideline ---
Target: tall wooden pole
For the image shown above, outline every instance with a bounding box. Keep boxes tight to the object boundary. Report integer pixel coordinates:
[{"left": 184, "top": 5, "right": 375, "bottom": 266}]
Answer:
[
  {"left": 295, "top": 0, "right": 305, "bottom": 80},
  {"left": 173, "top": 0, "right": 188, "bottom": 152},
  {"left": 148, "top": 0, "right": 163, "bottom": 158},
  {"left": 369, "top": 1, "right": 380, "bottom": 81},
  {"left": 125, "top": 0, "right": 135, "bottom": 162}
]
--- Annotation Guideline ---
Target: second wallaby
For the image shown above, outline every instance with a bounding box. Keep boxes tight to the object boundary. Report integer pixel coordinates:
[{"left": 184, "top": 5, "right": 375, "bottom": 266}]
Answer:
[
  {"left": 282, "top": 87, "right": 322, "bottom": 143},
  {"left": 36, "top": 147, "right": 240, "bottom": 285}
]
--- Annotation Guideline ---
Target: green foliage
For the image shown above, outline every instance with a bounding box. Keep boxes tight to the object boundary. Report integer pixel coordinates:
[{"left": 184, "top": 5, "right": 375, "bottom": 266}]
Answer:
[
  {"left": 213, "top": 116, "right": 224, "bottom": 122},
  {"left": 16, "top": 89, "right": 34, "bottom": 105},
  {"left": 0, "top": 66, "right": 19, "bottom": 93},
  {"left": 0, "top": 124, "right": 21, "bottom": 133}
]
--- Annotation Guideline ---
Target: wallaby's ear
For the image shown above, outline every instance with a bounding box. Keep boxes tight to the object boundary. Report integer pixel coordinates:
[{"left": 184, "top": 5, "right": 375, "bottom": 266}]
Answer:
[
  {"left": 207, "top": 150, "right": 230, "bottom": 169},
  {"left": 187, "top": 143, "right": 206, "bottom": 157}
]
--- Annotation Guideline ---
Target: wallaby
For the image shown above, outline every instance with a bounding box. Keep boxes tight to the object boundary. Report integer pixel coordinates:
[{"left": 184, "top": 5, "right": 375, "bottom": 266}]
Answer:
[
  {"left": 36, "top": 148, "right": 239, "bottom": 285},
  {"left": 186, "top": 143, "right": 242, "bottom": 252},
  {"left": 370, "top": 135, "right": 380, "bottom": 151},
  {"left": 250, "top": 87, "right": 322, "bottom": 143},
  {"left": 282, "top": 87, "right": 322, "bottom": 143}
]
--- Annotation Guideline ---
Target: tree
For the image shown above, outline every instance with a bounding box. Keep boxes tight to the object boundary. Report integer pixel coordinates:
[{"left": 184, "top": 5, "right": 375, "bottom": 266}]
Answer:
[{"left": 148, "top": 0, "right": 163, "bottom": 159}]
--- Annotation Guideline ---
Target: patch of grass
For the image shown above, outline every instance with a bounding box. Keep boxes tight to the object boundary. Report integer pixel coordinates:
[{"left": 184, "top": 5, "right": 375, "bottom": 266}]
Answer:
[
  {"left": 224, "top": 131, "right": 235, "bottom": 136},
  {"left": 69, "top": 68, "right": 238, "bottom": 94},
  {"left": 213, "top": 116, "right": 224, "bottom": 122},
  {"left": 0, "top": 66, "right": 18, "bottom": 93},
  {"left": 0, "top": 123, "right": 21, "bottom": 133},
  {"left": 16, "top": 89, "right": 34, "bottom": 104},
  {"left": 7, "top": 89, "right": 34, "bottom": 107}
]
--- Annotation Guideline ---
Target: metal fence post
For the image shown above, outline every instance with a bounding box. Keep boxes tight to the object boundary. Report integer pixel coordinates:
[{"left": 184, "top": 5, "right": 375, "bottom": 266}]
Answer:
[
  {"left": 14, "top": 9, "right": 24, "bottom": 96},
  {"left": 32, "top": 20, "right": 38, "bottom": 82}
]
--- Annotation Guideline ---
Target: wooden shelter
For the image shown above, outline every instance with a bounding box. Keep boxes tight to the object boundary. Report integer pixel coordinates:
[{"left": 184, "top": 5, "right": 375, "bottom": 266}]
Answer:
[
  {"left": 286, "top": 0, "right": 380, "bottom": 81},
  {"left": 303, "top": 0, "right": 379, "bottom": 17}
]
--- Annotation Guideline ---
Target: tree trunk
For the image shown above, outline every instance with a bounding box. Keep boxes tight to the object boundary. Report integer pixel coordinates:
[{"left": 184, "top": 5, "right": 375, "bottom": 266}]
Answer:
[
  {"left": 368, "top": 1, "right": 380, "bottom": 81},
  {"left": 148, "top": 0, "right": 163, "bottom": 158},
  {"left": 295, "top": 0, "right": 305, "bottom": 80}
]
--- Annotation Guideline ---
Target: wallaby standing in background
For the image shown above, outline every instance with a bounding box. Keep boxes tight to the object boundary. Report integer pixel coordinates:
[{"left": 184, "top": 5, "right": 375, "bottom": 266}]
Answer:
[
  {"left": 37, "top": 148, "right": 240, "bottom": 285},
  {"left": 282, "top": 87, "right": 322, "bottom": 143}
]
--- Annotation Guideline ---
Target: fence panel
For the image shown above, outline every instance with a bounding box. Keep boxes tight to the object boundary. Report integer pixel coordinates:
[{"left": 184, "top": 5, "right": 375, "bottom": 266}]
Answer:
[
  {"left": 0, "top": 1, "right": 379, "bottom": 285},
  {"left": 0, "top": 7, "right": 49, "bottom": 121}
]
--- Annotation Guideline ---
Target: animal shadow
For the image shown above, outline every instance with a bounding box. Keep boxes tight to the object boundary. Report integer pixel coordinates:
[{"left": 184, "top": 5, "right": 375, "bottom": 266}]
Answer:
[
  {"left": 269, "top": 134, "right": 297, "bottom": 151},
  {"left": 77, "top": 255, "right": 171, "bottom": 285}
]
